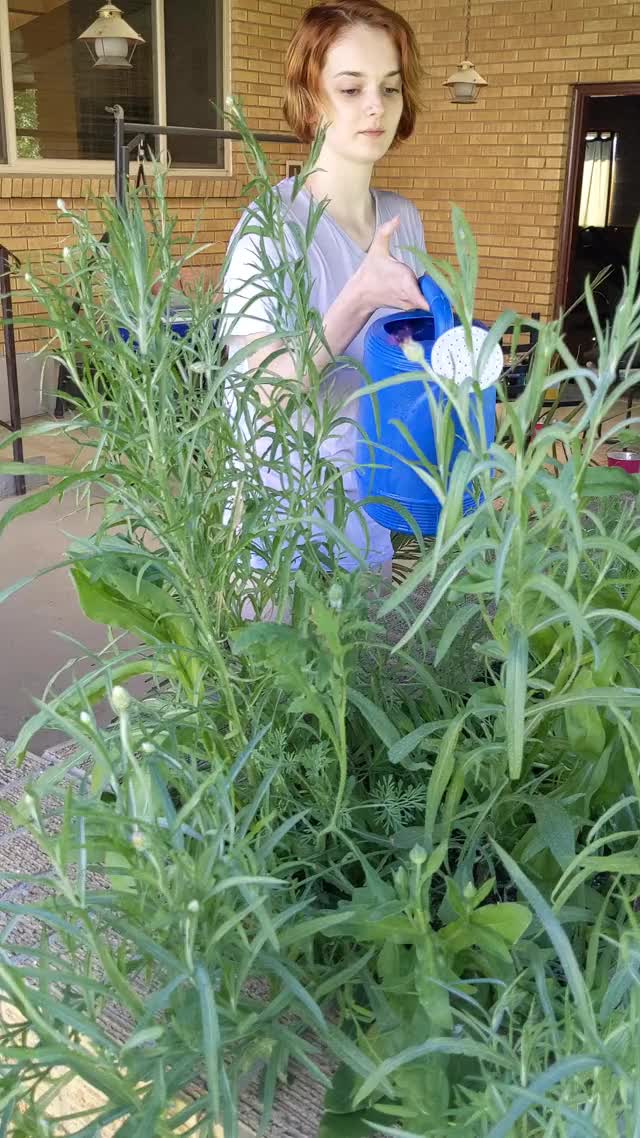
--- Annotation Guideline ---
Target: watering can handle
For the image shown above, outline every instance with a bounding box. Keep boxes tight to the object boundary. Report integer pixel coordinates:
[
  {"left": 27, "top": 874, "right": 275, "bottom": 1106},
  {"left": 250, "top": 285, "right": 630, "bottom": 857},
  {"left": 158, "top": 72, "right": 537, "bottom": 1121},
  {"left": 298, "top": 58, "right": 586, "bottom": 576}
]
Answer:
[{"left": 419, "top": 274, "right": 455, "bottom": 339}]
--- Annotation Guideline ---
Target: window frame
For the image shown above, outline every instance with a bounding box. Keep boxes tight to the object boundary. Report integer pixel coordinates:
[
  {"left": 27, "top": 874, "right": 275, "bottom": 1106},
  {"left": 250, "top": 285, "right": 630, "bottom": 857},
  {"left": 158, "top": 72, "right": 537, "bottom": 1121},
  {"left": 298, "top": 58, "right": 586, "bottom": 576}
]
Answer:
[{"left": 0, "top": 0, "right": 232, "bottom": 178}]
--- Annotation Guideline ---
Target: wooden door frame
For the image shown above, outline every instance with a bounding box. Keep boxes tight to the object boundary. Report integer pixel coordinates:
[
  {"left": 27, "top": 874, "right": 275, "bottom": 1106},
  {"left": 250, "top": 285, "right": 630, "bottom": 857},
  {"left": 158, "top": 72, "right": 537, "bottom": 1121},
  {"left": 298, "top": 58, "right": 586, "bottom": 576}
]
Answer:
[{"left": 554, "top": 81, "right": 640, "bottom": 317}]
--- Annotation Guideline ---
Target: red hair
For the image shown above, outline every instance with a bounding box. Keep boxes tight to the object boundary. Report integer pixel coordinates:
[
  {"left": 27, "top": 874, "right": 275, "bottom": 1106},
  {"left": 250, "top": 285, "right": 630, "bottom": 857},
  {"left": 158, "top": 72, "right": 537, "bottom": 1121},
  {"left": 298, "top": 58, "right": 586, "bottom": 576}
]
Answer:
[{"left": 283, "top": 0, "right": 422, "bottom": 147}]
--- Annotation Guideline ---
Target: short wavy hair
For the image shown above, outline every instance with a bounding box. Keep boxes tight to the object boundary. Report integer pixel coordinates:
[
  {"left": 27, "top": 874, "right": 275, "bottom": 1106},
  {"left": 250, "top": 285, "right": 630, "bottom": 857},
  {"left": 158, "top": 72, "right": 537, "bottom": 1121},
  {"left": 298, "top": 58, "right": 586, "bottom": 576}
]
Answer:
[{"left": 283, "top": 0, "right": 422, "bottom": 148}]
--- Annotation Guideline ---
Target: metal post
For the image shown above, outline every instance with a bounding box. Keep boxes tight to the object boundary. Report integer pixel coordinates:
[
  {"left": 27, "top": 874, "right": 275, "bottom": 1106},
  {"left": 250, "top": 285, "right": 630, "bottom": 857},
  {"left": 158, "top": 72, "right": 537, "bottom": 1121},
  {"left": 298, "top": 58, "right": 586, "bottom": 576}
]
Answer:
[
  {"left": 111, "top": 104, "right": 128, "bottom": 210},
  {"left": 0, "top": 245, "right": 26, "bottom": 496}
]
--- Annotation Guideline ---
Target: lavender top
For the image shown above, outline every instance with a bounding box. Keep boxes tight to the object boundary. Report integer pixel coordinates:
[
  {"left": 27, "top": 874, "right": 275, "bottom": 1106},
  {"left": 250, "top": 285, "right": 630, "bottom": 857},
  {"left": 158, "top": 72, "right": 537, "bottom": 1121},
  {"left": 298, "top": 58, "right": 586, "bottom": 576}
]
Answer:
[{"left": 222, "top": 178, "right": 426, "bottom": 568}]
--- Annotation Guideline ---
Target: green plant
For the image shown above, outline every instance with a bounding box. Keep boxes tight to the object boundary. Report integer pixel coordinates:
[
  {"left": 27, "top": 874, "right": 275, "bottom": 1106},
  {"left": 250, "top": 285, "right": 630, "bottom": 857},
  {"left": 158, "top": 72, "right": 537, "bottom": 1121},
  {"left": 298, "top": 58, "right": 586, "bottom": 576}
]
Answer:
[
  {"left": 315, "top": 843, "right": 530, "bottom": 1136},
  {"left": 0, "top": 689, "right": 356, "bottom": 1137},
  {"left": 2, "top": 104, "right": 640, "bottom": 1136}
]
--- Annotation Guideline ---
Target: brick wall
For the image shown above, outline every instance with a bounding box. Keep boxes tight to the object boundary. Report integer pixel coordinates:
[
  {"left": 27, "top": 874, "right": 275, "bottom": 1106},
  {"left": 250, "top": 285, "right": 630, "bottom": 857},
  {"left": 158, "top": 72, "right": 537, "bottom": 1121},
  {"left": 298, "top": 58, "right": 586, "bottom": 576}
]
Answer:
[
  {"left": 376, "top": 0, "right": 640, "bottom": 322},
  {"left": 2, "top": 0, "right": 640, "bottom": 356}
]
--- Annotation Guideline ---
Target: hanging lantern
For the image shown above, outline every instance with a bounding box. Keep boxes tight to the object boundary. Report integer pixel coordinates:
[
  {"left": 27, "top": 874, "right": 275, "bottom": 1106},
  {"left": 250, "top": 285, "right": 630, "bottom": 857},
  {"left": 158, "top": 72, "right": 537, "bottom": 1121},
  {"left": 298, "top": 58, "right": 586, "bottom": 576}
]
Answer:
[
  {"left": 78, "top": 3, "right": 144, "bottom": 69},
  {"left": 444, "top": 60, "right": 487, "bottom": 104},
  {"left": 444, "top": 0, "right": 487, "bottom": 104}
]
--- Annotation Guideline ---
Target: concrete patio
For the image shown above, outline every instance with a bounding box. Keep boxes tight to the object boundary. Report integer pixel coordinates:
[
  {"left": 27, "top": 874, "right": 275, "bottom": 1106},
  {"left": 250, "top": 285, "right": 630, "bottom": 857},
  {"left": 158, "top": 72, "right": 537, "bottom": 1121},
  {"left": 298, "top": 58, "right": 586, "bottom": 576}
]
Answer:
[{"left": 0, "top": 418, "right": 137, "bottom": 753}]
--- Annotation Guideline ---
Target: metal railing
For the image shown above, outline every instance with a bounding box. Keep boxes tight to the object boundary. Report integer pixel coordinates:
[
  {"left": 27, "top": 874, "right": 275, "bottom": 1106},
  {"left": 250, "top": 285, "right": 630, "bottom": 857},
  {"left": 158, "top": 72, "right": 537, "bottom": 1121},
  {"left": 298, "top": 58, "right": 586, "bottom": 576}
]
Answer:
[
  {"left": 109, "top": 104, "right": 299, "bottom": 207},
  {"left": 0, "top": 244, "right": 26, "bottom": 496}
]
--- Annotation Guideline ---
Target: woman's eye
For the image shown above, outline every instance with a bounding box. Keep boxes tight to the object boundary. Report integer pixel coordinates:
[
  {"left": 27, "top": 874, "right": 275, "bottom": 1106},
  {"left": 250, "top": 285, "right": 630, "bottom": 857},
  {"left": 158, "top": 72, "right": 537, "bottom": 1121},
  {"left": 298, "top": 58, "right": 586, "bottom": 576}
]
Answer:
[{"left": 340, "top": 86, "right": 400, "bottom": 96}]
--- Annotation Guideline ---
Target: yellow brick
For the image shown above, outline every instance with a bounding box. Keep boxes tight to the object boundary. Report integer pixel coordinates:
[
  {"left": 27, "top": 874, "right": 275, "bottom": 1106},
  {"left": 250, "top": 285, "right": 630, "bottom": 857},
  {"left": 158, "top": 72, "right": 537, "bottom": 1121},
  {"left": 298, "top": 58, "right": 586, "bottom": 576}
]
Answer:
[
  {"left": 612, "top": 65, "right": 640, "bottom": 78},
  {"left": 580, "top": 42, "right": 615, "bottom": 56},
  {"left": 583, "top": 17, "right": 618, "bottom": 30},
  {"left": 566, "top": 32, "right": 601, "bottom": 44}
]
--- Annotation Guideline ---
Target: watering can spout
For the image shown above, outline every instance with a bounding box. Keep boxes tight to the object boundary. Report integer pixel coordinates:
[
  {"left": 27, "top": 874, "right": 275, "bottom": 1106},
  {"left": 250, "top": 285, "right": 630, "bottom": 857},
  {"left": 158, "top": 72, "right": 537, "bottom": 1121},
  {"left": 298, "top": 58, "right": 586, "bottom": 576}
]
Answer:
[{"left": 418, "top": 275, "right": 455, "bottom": 339}]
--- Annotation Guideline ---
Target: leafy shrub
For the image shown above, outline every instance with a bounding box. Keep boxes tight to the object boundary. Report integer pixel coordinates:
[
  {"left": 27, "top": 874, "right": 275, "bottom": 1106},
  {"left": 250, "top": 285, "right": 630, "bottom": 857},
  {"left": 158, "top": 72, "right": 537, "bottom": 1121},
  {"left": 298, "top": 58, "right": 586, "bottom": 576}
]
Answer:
[{"left": 2, "top": 107, "right": 640, "bottom": 1137}]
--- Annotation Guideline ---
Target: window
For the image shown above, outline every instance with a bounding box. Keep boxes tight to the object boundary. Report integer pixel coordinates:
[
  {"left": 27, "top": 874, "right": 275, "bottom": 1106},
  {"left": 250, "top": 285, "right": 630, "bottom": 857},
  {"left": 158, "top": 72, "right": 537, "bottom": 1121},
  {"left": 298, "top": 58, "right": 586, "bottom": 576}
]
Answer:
[
  {"left": 0, "top": 0, "right": 225, "bottom": 169},
  {"left": 578, "top": 131, "right": 617, "bottom": 228}
]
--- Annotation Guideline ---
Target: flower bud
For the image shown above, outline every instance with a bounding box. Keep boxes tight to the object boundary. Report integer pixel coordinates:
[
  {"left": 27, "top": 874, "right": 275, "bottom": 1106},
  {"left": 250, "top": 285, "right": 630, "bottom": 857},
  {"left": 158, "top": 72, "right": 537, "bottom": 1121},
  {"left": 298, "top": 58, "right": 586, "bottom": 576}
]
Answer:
[
  {"left": 393, "top": 866, "right": 408, "bottom": 894},
  {"left": 328, "top": 582, "right": 343, "bottom": 612},
  {"left": 110, "top": 685, "right": 131, "bottom": 714}
]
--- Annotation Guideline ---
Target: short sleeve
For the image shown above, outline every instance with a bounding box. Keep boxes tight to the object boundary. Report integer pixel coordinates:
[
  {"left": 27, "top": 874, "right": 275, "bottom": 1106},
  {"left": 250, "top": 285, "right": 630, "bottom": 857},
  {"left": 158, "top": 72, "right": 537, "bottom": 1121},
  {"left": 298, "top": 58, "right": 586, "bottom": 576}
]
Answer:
[
  {"left": 221, "top": 205, "right": 298, "bottom": 340},
  {"left": 221, "top": 231, "right": 270, "bottom": 337}
]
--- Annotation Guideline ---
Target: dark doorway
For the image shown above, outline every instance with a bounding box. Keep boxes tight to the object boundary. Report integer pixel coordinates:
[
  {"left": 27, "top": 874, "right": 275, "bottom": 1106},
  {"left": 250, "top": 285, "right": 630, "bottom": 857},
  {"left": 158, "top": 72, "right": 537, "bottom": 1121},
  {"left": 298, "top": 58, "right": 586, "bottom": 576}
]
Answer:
[{"left": 555, "top": 84, "right": 640, "bottom": 368}]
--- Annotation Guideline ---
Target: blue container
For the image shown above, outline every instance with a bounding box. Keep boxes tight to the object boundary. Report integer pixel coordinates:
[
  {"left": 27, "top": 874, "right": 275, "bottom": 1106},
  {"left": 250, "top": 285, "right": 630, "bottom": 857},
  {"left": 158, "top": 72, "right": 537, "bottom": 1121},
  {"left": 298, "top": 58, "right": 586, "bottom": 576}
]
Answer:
[
  {"left": 355, "top": 275, "right": 496, "bottom": 535},
  {"left": 117, "top": 311, "right": 193, "bottom": 349}
]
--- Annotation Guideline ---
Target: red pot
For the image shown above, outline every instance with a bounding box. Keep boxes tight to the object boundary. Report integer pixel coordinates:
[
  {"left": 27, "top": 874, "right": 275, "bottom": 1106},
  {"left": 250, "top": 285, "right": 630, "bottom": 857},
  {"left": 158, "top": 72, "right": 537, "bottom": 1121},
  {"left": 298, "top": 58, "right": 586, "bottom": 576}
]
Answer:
[{"left": 607, "top": 450, "right": 640, "bottom": 473}]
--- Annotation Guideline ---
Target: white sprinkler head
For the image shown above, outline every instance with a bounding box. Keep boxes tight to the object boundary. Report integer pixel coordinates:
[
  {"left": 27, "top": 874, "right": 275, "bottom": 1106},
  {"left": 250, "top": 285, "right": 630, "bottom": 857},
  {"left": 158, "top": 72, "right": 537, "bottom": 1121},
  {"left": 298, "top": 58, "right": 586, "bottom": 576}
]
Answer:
[{"left": 430, "top": 325, "right": 504, "bottom": 390}]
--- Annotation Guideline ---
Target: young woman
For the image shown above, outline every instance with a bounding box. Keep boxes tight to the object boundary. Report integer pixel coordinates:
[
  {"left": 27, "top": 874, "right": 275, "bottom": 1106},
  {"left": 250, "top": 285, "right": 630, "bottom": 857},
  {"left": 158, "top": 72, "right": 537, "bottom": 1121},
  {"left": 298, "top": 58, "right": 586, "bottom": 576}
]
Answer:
[{"left": 223, "top": 0, "right": 428, "bottom": 572}]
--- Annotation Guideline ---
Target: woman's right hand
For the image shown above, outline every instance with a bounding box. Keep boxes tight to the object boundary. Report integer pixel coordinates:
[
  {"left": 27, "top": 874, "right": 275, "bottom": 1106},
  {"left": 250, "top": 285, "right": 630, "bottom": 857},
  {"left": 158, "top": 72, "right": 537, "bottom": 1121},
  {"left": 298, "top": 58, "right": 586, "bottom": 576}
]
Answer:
[
  {"left": 233, "top": 217, "right": 429, "bottom": 392},
  {"left": 350, "top": 216, "right": 429, "bottom": 318}
]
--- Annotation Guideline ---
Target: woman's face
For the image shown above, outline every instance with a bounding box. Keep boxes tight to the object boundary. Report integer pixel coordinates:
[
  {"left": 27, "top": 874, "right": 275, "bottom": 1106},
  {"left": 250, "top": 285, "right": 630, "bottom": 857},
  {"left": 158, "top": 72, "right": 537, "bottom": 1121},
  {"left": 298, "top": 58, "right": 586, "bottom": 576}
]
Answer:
[{"left": 317, "top": 24, "right": 404, "bottom": 165}]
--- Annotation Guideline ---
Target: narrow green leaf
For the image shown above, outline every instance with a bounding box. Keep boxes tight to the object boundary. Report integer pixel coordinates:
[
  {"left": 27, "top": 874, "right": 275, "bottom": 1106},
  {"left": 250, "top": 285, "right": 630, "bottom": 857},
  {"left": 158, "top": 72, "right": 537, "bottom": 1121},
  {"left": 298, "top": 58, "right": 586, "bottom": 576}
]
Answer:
[
  {"left": 315, "top": 948, "right": 375, "bottom": 1001},
  {"left": 323, "top": 1028, "right": 394, "bottom": 1098},
  {"left": 9, "top": 658, "right": 163, "bottom": 762},
  {"left": 486, "top": 1056, "right": 604, "bottom": 1138},
  {"left": 120, "top": 1027, "right": 164, "bottom": 1054},
  {"left": 387, "top": 723, "right": 441, "bottom": 767},
  {"left": 504, "top": 628, "right": 528, "bottom": 780},
  {"left": 492, "top": 843, "right": 597, "bottom": 1041},
  {"left": 279, "top": 911, "right": 357, "bottom": 948},
  {"left": 381, "top": 538, "right": 495, "bottom": 649},
  {"left": 424, "top": 715, "right": 464, "bottom": 845},
  {"left": 434, "top": 604, "right": 480, "bottom": 666},
  {"left": 347, "top": 688, "right": 400, "bottom": 748},
  {"left": 0, "top": 470, "right": 105, "bottom": 537},
  {"left": 353, "top": 1037, "right": 506, "bottom": 1108},
  {"left": 0, "top": 558, "right": 70, "bottom": 605},
  {"left": 533, "top": 799, "right": 576, "bottom": 870},
  {"left": 261, "top": 954, "right": 325, "bottom": 1030},
  {"left": 582, "top": 464, "right": 639, "bottom": 498},
  {"left": 527, "top": 686, "right": 640, "bottom": 720},
  {"left": 195, "top": 963, "right": 221, "bottom": 1125},
  {"left": 554, "top": 853, "right": 640, "bottom": 911}
]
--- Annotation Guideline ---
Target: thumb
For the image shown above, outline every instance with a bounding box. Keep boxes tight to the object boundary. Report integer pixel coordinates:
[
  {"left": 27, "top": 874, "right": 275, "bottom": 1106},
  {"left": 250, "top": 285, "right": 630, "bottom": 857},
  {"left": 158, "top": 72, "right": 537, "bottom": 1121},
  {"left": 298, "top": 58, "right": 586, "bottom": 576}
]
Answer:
[{"left": 370, "top": 214, "right": 400, "bottom": 255}]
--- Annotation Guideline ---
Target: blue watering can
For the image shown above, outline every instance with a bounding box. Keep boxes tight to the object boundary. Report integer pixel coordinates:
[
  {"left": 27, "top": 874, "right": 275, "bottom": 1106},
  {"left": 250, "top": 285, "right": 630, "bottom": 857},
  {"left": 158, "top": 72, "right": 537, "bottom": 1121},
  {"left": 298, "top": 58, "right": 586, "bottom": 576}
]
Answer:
[
  {"left": 355, "top": 274, "right": 503, "bottom": 536},
  {"left": 118, "top": 307, "right": 199, "bottom": 348}
]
